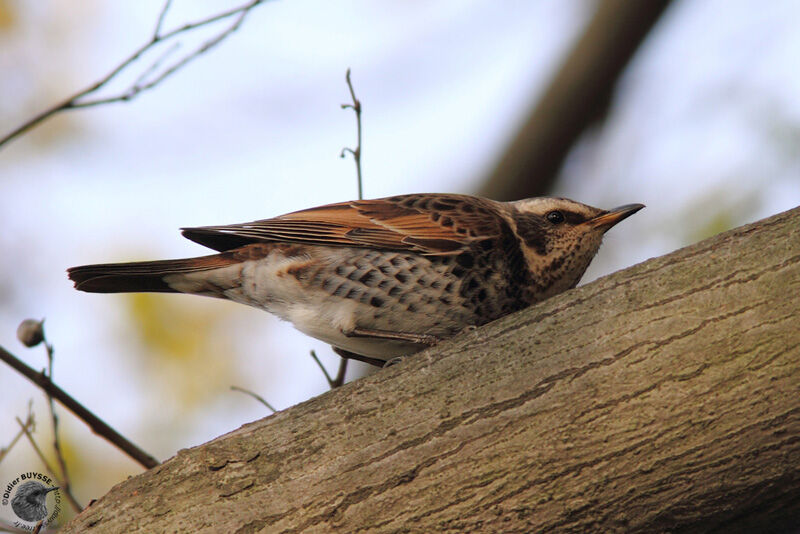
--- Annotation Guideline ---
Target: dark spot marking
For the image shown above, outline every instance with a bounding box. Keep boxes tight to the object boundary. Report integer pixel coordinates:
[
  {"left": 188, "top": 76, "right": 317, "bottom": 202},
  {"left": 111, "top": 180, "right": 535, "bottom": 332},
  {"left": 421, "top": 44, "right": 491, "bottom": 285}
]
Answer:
[
  {"left": 389, "top": 286, "right": 402, "bottom": 297},
  {"left": 409, "top": 265, "right": 420, "bottom": 274},
  {"left": 440, "top": 216, "right": 454, "bottom": 227},
  {"left": 466, "top": 278, "right": 478, "bottom": 291},
  {"left": 335, "top": 266, "right": 347, "bottom": 276},
  {"left": 432, "top": 201, "right": 455, "bottom": 211},
  {"left": 345, "top": 288, "right": 360, "bottom": 300},
  {"left": 286, "top": 263, "right": 312, "bottom": 280},
  {"left": 333, "top": 283, "right": 348, "bottom": 297},
  {"left": 444, "top": 282, "right": 455, "bottom": 293},
  {"left": 563, "top": 211, "right": 587, "bottom": 225},
  {"left": 359, "top": 270, "right": 379, "bottom": 286},
  {"left": 513, "top": 213, "right": 548, "bottom": 255},
  {"left": 462, "top": 204, "right": 474, "bottom": 213},
  {"left": 370, "top": 296, "right": 385, "bottom": 308},
  {"left": 547, "top": 255, "right": 566, "bottom": 273},
  {"left": 431, "top": 212, "right": 441, "bottom": 222},
  {"left": 378, "top": 280, "right": 390, "bottom": 289},
  {"left": 456, "top": 252, "right": 475, "bottom": 269},
  {"left": 439, "top": 296, "right": 452, "bottom": 305},
  {"left": 452, "top": 266, "right": 466, "bottom": 278},
  {"left": 431, "top": 280, "right": 442, "bottom": 289},
  {"left": 407, "top": 303, "right": 418, "bottom": 312},
  {"left": 395, "top": 272, "right": 410, "bottom": 284},
  {"left": 477, "top": 289, "right": 487, "bottom": 302},
  {"left": 478, "top": 239, "right": 495, "bottom": 251},
  {"left": 390, "top": 256, "right": 403, "bottom": 267}
]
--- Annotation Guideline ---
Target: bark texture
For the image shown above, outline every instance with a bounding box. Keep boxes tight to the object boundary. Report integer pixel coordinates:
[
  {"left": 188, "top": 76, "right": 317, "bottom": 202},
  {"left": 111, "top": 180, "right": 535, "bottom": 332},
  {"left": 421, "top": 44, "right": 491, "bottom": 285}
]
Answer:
[{"left": 64, "top": 207, "right": 800, "bottom": 533}]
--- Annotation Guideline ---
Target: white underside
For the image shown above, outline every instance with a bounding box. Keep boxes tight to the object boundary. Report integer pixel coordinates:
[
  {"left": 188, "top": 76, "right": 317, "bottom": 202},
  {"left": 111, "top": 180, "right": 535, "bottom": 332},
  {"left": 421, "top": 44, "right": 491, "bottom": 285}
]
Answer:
[{"left": 165, "top": 255, "right": 419, "bottom": 360}]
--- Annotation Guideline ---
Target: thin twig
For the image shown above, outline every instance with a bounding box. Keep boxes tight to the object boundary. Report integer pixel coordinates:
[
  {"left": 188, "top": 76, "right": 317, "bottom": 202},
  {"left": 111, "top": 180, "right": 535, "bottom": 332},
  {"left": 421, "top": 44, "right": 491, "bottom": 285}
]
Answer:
[
  {"left": 41, "top": 332, "right": 78, "bottom": 514},
  {"left": 0, "top": 345, "right": 159, "bottom": 469},
  {"left": 309, "top": 350, "right": 332, "bottom": 384},
  {"left": 17, "top": 417, "right": 82, "bottom": 513},
  {"left": 230, "top": 386, "right": 276, "bottom": 413},
  {"left": 132, "top": 42, "right": 181, "bottom": 90},
  {"left": 154, "top": 0, "right": 173, "bottom": 39},
  {"left": 0, "top": 0, "right": 269, "bottom": 149},
  {"left": 0, "top": 406, "right": 34, "bottom": 464},
  {"left": 340, "top": 67, "right": 363, "bottom": 200}
]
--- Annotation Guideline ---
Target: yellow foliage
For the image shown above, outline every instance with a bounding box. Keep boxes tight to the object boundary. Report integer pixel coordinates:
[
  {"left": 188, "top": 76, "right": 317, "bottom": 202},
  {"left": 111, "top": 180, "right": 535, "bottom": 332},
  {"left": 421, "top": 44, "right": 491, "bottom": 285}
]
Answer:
[
  {"left": 124, "top": 293, "right": 242, "bottom": 410},
  {"left": 0, "top": 0, "right": 15, "bottom": 30}
]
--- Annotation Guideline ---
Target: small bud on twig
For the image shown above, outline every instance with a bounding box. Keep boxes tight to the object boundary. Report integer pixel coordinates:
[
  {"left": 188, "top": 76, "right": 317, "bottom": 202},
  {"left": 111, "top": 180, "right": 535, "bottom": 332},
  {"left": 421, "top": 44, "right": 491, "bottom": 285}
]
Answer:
[{"left": 17, "top": 319, "right": 45, "bottom": 348}]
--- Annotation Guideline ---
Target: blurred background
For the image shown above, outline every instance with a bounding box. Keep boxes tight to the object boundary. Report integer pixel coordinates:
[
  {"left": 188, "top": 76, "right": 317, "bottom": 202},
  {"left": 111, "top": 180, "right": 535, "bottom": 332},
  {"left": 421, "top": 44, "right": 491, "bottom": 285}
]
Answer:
[{"left": 1, "top": 0, "right": 799, "bottom": 522}]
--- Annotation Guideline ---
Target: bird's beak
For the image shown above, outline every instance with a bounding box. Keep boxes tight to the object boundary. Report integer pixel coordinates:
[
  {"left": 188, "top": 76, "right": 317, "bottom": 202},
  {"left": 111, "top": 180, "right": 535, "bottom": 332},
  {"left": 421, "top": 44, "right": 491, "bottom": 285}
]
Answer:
[{"left": 587, "top": 203, "right": 645, "bottom": 231}]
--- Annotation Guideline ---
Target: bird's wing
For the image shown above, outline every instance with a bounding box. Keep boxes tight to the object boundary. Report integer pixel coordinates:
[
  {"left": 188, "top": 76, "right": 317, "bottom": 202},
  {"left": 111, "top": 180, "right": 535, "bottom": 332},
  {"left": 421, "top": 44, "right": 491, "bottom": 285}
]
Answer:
[{"left": 181, "top": 194, "right": 506, "bottom": 255}]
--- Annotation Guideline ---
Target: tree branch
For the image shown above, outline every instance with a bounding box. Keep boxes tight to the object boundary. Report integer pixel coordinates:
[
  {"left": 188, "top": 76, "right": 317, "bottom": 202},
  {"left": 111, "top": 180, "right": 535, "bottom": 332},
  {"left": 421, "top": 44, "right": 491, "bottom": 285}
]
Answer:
[
  {"left": 479, "top": 0, "right": 672, "bottom": 200},
  {"left": 0, "top": 0, "right": 270, "bottom": 150},
  {"left": 0, "top": 346, "right": 159, "bottom": 469},
  {"left": 60, "top": 206, "right": 800, "bottom": 532}
]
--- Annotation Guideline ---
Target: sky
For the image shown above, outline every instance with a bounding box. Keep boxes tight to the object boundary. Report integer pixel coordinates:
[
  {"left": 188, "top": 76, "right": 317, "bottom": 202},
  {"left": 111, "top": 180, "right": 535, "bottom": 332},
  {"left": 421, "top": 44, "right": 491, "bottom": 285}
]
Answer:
[{"left": 1, "top": 0, "right": 799, "bottom": 508}]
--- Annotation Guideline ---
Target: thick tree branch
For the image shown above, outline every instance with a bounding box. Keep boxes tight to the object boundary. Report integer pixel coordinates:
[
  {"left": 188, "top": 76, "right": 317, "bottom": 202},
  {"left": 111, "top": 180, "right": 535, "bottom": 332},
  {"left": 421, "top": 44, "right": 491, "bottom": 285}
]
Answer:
[
  {"left": 479, "top": 0, "right": 672, "bottom": 200},
  {"left": 62, "top": 207, "right": 799, "bottom": 532}
]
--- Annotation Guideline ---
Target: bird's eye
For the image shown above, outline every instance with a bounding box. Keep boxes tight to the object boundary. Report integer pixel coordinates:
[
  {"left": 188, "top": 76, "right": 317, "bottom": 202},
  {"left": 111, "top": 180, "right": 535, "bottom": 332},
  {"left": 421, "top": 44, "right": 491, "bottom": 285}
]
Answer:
[{"left": 546, "top": 211, "right": 565, "bottom": 224}]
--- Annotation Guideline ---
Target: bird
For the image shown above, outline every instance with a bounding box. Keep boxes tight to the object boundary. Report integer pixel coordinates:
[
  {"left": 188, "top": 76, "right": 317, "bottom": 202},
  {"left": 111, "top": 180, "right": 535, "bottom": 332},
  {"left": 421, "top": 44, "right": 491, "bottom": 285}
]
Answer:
[
  {"left": 11, "top": 481, "right": 58, "bottom": 522},
  {"left": 68, "top": 194, "right": 643, "bottom": 366}
]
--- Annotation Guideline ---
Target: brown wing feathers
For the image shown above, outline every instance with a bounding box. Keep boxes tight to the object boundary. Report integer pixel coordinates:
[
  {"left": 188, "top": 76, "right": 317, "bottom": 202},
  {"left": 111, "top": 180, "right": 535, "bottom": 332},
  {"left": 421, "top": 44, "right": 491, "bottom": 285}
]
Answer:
[
  {"left": 69, "top": 195, "right": 506, "bottom": 294},
  {"left": 180, "top": 195, "right": 503, "bottom": 255}
]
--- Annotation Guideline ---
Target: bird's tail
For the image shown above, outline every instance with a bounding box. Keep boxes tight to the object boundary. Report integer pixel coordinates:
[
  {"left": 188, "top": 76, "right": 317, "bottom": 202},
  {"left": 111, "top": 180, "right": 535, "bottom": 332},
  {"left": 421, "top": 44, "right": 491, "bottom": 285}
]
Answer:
[{"left": 67, "top": 254, "right": 238, "bottom": 294}]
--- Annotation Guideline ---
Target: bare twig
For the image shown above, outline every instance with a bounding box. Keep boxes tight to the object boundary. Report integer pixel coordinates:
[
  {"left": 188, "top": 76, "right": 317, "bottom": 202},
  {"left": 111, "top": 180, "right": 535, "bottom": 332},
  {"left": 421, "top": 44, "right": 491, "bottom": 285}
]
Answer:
[
  {"left": 340, "top": 68, "right": 363, "bottom": 200},
  {"left": 154, "top": 0, "right": 173, "bottom": 39},
  {"left": 0, "top": 345, "right": 159, "bottom": 469},
  {"left": 230, "top": 386, "right": 276, "bottom": 413},
  {"left": 41, "top": 331, "right": 78, "bottom": 514},
  {"left": 309, "top": 350, "right": 347, "bottom": 389},
  {"left": 0, "top": 0, "right": 270, "bottom": 149},
  {"left": 17, "top": 417, "right": 82, "bottom": 513},
  {"left": 0, "top": 404, "right": 34, "bottom": 464}
]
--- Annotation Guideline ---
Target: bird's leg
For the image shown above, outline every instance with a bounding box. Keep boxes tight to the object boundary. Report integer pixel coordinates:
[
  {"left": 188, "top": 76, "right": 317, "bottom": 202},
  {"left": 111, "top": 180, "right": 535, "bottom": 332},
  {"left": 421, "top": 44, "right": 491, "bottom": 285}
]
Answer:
[
  {"left": 332, "top": 347, "right": 386, "bottom": 368},
  {"left": 343, "top": 327, "right": 441, "bottom": 346},
  {"left": 381, "top": 356, "right": 405, "bottom": 368}
]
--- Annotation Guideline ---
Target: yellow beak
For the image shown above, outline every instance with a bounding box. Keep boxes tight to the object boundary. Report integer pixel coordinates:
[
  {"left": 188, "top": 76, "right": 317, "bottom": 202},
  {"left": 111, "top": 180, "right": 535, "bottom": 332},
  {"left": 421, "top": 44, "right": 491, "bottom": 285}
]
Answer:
[{"left": 587, "top": 203, "right": 645, "bottom": 230}]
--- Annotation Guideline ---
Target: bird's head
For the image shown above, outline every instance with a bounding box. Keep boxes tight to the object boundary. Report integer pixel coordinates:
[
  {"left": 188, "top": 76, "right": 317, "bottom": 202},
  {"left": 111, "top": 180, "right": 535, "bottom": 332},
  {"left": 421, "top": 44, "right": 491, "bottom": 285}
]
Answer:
[{"left": 506, "top": 197, "right": 644, "bottom": 299}]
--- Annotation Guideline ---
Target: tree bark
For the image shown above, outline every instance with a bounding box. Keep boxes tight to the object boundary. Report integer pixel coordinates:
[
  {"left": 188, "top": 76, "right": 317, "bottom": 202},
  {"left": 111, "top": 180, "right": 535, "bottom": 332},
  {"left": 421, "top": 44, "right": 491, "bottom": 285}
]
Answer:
[{"left": 63, "top": 207, "right": 800, "bottom": 533}]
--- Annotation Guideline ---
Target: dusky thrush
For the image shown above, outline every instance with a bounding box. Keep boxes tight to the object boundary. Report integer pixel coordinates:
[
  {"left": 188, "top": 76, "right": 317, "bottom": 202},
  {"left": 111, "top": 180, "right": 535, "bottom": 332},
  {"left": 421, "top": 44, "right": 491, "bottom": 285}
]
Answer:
[{"left": 68, "top": 194, "right": 643, "bottom": 366}]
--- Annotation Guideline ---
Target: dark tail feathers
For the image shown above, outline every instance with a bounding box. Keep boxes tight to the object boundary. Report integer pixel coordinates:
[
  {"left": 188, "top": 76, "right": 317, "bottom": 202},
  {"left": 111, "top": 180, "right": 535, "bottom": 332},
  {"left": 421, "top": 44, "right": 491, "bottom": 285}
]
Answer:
[{"left": 67, "top": 255, "right": 234, "bottom": 294}]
